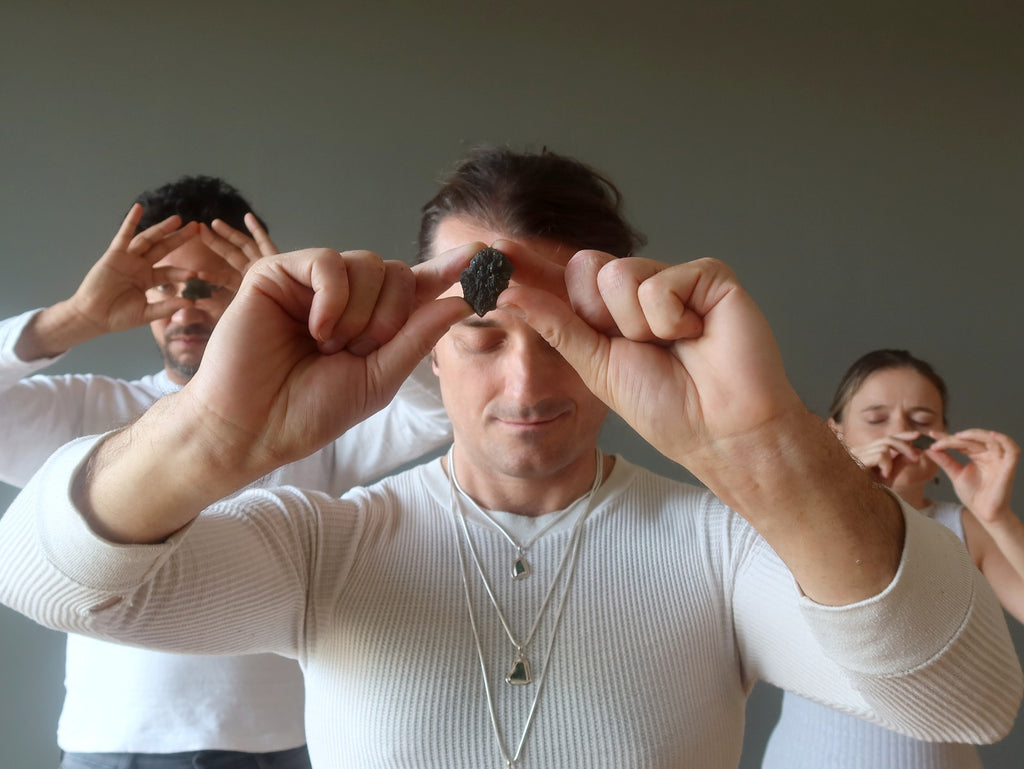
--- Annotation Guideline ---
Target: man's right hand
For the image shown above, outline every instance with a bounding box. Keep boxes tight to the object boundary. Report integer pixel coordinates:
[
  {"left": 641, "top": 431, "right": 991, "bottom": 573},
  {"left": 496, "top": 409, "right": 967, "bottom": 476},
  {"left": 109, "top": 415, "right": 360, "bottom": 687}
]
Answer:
[
  {"left": 74, "top": 245, "right": 475, "bottom": 544},
  {"left": 183, "top": 246, "right": 476, "bottom": 479},
  {"left": 15, "top": 203, "right": 201, "bottom": 360}
]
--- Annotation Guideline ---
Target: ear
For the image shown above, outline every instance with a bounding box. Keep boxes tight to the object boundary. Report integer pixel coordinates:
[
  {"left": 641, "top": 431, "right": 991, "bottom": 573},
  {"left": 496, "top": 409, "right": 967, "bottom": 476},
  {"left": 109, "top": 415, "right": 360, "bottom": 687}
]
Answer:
[{"left": 827, "top": 417, "right": 843, "bottom": 441}]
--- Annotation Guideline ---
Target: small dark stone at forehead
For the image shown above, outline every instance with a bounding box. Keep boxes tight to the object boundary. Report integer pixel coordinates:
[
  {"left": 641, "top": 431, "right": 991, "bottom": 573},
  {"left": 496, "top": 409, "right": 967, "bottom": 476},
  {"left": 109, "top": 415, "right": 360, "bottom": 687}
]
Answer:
[
  {"left": 460, "top": 247, "right": 514, "bottom": 317},
  {"left": 911, "top": 434, "right": 936, "bottom": 450},
  {"left": 181, "top": 276, "right": 213, "bottom": 301}
]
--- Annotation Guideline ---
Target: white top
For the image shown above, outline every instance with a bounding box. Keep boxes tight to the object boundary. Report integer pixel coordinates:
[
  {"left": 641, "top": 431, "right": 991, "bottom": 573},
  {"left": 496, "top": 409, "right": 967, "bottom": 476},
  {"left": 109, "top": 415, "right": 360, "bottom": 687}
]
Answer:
[
  {"left": 760, "top": 500, "right": 982, "bottom": 769},
  {"left": 0, "top": 449, "right": 1019, "bottom": 768},
  {"left": 0, "top": 308, "right": 453, "bottom": 753}
]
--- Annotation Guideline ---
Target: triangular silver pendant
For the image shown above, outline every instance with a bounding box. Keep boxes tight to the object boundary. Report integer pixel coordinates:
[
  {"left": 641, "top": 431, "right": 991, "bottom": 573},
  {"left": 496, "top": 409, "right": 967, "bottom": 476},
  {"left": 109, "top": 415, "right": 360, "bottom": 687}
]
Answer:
[
  {"left": 512, "top": 556, "right": 531, "bottom": 580},
  {"left": 506, "top": 656, "right": 532, "bottom": 685}
]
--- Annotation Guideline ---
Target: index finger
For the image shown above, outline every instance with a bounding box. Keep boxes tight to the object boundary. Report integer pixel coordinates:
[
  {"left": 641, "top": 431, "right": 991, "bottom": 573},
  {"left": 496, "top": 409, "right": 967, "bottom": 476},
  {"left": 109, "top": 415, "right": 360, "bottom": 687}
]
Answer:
[
  {"left": 491, "top": 238, "right": 570, "bottom": 300},
  {"left": 206, "top": 220, "right": 265, "bottom": 275},
  {"left": 564, "top": 249, "right": 618, "bottom": 333},
  {"left": 126, "top": 213, "right": 191, "bottom": 259},
  {"left": 109, "top": 203, "right": 145, "bottom": 251},
  {"left": 131, "top": 221, "right": 200, "bottom": 264},
  {"left": 591, "top": 257, "right": 708, "bottom": 342},
  {"left": 233, "top": 248, "right": 352, "bottom": 351},
  {"left": 935, "top": 429, "right": 1019, "bottom": 458},
  {"left": 244, "top": 212, "right": 279, "bottom": 256},
  {"left": 417, "top": 238, "right": 573, "bottom": 301},
  {"left": 411, "top": 241, "right": 481, "bottom": 304}
]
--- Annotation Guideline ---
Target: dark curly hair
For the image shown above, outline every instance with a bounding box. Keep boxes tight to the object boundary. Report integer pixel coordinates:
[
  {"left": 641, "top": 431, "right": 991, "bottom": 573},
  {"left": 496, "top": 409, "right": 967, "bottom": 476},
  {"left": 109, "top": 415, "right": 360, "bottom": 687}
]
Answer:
[{"left": 133, "top": 175, "right": 267, "bottom": 235}]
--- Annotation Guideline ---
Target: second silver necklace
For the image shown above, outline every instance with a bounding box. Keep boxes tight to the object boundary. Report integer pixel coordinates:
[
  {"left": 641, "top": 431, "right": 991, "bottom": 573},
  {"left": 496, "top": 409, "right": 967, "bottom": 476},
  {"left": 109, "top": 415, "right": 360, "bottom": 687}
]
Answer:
[
  {"left": 447, "top": 445, "right": 603, "bottom": 767},
  {"left": 447, "top": 445, "right": 603, "bottom": 686}
]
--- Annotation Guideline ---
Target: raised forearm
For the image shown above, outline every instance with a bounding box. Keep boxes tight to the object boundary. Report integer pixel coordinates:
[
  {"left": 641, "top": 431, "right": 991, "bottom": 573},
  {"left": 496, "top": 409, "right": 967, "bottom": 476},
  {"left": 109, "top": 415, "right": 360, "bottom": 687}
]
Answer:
[
  {"left": 982, "top": 508, "right": 1024, "bottom": 562},
  {"left": 698, "top": 406, "right": 904, "bottom": 606},
  {"left": 73, "top": 392, "right": 268, "bottom": 544}
]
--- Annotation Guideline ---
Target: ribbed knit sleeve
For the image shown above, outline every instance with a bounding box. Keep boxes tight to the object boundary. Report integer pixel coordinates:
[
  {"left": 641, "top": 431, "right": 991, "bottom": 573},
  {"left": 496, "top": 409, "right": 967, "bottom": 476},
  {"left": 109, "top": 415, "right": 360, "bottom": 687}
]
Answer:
[
  {"left": 0, "top": 434, "right": 360, "bottom": 659},
  {"left": 2, "top": 450, "right": 1020, "bottom": 767},
  {"left": 735, "top": 495, "right": 1022, "bottom": 743},
  {"left": 801, "top": 500, "right": 1022, "bottom": 741}
]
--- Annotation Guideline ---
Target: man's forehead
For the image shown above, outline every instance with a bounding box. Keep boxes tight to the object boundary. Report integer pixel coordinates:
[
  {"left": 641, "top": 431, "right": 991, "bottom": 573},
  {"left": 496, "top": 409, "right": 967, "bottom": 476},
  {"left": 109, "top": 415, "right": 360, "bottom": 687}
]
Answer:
[
  {"left": 152, "top": 238, "right": 228, "bottom": 274},
  {"left": 431, "top": 216, "right": 502, "bottom": 257},
  {"left": 432, "top": 216, "right": 571, "bottom": 262}
]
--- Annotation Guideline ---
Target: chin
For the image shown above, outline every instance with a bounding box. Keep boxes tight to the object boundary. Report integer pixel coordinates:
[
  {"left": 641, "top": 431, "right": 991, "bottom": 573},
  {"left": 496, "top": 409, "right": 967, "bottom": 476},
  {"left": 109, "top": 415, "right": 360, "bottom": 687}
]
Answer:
[
  {"left": 168, "top": 361, "right": 201, "bottom": 382},
  {"left": 507, "top": 445, "right": 587, "bottom": 479}
]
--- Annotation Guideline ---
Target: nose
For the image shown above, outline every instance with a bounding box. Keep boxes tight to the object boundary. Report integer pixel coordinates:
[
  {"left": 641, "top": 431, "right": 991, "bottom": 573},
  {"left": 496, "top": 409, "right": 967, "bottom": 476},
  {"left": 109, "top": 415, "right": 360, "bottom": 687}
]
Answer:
[
  {"left": 892, "top": 411, "right": 915, "bottom": 433},
  {"left": 168, "top": 301, "right": 212, "bottom": 325},
  {"left": 501, "top": 336, "right": 565, "bottom": 404}
]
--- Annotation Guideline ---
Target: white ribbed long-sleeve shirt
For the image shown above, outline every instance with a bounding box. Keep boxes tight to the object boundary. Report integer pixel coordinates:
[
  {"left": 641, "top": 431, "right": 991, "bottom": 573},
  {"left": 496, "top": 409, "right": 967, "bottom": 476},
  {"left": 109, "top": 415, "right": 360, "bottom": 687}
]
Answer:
[
  {"left": 0, "top": 308, "right": 453, "bottom": 753},
  {"left": 760, "top": 500, "right": 985, "bottom": 769},
  {"left": 0, "top": 448, "right": 1020, "bottom": 769}
]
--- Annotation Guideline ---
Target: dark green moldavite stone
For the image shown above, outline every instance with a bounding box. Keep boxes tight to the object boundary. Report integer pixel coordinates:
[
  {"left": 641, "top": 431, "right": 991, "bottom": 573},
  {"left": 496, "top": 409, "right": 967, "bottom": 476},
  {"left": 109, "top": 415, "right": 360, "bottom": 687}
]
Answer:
[
  {"left": 506, "top": 657, "right": 532, "bottom": 685},
  {"left": 460, "top": 248, "right": 514, "bottom": 317}
]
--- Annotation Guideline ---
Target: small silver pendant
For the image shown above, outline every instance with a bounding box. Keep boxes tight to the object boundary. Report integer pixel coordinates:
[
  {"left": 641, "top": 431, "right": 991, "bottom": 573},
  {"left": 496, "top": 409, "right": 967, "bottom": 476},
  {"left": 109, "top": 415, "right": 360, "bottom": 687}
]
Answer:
[
  {"left": 506, "top": 655, "right": 532, "bottom": 685},
  {"left": 512, "top": 556, "right": 530, "bottom": 580}
]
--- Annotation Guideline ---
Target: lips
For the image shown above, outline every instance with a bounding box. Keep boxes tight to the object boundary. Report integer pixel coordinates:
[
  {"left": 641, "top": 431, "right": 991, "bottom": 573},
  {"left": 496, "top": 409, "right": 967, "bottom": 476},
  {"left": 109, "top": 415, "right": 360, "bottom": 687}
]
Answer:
[
  {"left": 166, "top": 325, "right": 212, "bottom": 345},
  {"left": 168, "top": 333, "right": 210, "bottom": 345},
  {"left": 500, "top": 416, "right": 560, "bottom": 428},
  {"left": 492, "top": 403, "right": 571, "bottom": 428}
]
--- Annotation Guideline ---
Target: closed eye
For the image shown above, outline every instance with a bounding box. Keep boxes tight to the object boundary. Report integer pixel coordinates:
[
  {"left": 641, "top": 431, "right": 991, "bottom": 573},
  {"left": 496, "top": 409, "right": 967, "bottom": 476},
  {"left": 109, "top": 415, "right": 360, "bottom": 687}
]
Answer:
[{"left": 452, "top": 326, "right": 506, "bottom": 354}]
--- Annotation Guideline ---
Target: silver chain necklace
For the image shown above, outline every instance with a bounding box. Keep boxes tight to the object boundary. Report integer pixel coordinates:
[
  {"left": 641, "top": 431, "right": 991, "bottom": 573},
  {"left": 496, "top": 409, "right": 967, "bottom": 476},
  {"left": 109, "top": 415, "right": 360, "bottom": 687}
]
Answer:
[
  {"left": 450, "top": 457, "right": 586, "bottom": 581},
  {"left": 446, "top": 446, "right": 603, "bottom": 768}
]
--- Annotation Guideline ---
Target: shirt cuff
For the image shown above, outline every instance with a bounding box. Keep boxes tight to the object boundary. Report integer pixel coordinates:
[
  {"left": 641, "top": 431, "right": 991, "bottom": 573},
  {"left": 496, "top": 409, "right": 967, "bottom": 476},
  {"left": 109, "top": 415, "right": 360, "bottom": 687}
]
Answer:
[
  {"left": 798, "top": 491, "right": 976, "bottom": 676},
  {"left": 0, "top": 308, "right": 68, "bottom": 369},
  {"left": 36, "top": 435, "right": 186, "bottom": 593}
]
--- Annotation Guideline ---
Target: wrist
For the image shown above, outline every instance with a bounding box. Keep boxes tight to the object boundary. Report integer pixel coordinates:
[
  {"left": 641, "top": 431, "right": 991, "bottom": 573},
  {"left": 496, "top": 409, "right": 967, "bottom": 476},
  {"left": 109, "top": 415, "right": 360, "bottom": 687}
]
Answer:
[
  {"left": 691, "top": 406, "right": 855, "bottom": 512},
  {"left": 76, "top": 393, "right": 261, "bottom": 544},
  {"left": 692, "top": 407, "right": 904, "bottom": 604},
  {"left": 16, "top": 301, "right": 104, "bottom": 360},
  {"left": 977, "top": 506, "right": 1019, "bottom": 530}
]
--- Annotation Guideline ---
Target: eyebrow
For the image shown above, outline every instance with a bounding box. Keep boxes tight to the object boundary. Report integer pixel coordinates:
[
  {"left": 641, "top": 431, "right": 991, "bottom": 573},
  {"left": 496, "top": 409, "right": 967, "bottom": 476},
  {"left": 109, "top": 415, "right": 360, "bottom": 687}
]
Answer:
[
  {"left": 860, "top": 404, "right": 938, "bottom": 415},
  {"left": 457, "top": 317, "right": 501, "bottom": 329}
]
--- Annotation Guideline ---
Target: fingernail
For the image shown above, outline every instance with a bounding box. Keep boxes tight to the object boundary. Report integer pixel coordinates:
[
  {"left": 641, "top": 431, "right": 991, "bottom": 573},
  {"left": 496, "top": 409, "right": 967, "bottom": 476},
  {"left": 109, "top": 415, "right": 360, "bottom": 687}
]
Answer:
[
  {"left": 497, "top": 301, "right": 524, "bottom": 319},
  {"left": 319, "top": 338, "right": 343, "bottom": 355}
]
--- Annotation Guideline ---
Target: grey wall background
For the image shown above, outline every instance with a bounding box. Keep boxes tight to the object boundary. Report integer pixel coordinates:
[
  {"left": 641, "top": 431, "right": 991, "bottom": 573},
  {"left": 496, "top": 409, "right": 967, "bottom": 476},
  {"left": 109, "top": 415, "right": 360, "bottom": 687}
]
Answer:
[{"left": 1, "top": 1, "right": 1021, "bottom": 766}]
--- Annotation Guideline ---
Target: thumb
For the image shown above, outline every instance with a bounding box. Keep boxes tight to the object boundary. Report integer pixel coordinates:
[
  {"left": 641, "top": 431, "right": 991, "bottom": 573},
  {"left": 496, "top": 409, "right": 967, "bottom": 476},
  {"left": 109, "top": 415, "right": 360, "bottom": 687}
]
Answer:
[
  {"left": 928, "top": 447, "right": 962, "bottom": 479},
  {"left": 497, "top": 285, "right": 614, "bottom": 403},
  {"left": 372, "top": 296, "right": 473, "bottom": 386}
]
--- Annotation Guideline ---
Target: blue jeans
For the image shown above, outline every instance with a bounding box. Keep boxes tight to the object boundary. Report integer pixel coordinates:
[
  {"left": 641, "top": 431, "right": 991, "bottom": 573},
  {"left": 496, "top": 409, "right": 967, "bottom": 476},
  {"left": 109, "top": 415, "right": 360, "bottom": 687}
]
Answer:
[{"left": 59, "top": 746, "right": 312, "bottom": 769}]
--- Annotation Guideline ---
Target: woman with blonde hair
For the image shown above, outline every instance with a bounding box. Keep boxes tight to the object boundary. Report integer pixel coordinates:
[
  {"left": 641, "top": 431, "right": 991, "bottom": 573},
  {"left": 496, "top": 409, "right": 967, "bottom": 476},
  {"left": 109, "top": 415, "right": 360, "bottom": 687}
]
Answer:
[{"left": 761, "top": 348, "right": 1024, "bottom": 769}]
